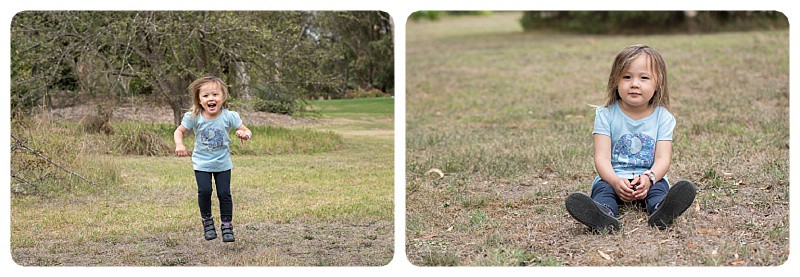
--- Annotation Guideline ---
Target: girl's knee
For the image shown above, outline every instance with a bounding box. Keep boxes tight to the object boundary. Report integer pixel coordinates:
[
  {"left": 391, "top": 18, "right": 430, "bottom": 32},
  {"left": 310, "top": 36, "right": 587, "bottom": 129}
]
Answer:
[
  {"left": 216, "top": 190, "right": 231, "bottom": 199},
  {"left": 197, "top": 187, "right": 213, "bottom": 196},
  {"left": 591, "top": 180, "right": 615, "bottom": 194}
]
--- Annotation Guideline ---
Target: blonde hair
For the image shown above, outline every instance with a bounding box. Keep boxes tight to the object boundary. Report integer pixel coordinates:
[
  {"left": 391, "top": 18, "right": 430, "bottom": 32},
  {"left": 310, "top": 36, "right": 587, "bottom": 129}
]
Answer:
[
  {"left": 188, "top": 76, "right": 230, "bottom": 117},
  {"left": 603, "top": 44, "right": 669, "bottom": 109}
]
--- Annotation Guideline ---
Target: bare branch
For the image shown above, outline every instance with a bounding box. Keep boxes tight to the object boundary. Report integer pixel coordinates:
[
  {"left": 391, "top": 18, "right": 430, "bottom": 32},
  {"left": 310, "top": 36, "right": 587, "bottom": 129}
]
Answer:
[{"left": 10, "top": 133, "right": 98, "bottom": 187}]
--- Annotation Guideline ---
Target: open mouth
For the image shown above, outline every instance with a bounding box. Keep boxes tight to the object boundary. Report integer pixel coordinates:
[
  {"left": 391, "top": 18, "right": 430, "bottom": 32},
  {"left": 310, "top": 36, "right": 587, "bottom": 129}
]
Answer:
[{"left": 207, "top": 102, "right": 217, "bottom": 109}]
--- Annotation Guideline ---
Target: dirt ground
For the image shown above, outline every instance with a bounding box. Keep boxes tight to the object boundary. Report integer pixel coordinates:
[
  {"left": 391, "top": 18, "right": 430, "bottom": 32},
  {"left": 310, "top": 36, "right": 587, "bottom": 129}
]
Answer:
[{"left": 12, "top": 217, "right": 392, "bottom": 266}]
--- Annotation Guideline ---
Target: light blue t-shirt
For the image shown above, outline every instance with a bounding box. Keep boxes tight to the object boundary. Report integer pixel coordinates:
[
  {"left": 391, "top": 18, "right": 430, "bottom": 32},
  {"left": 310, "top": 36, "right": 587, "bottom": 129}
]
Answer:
[
  {"left": 593, "top": 101, "right": 675, "bottom": 181},
  {"left": 181, "top": 109, "right": 243, "bottom": 172}
]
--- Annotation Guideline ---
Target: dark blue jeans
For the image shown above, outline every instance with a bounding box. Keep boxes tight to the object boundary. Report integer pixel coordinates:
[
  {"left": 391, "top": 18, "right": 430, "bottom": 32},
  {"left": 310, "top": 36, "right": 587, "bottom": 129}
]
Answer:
[
  {"left": 591, "top": 178, "right": 669, "bottom": 217},
  {"left": 195, "top": 170, "right": 233, "bottom": 222}
]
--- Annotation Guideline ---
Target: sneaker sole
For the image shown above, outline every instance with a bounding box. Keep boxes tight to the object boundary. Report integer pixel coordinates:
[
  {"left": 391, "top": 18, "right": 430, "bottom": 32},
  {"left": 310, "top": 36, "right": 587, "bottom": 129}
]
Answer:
[
  {"left": 566, "top": 193, "right": 620, "bottom": 231},
  {"left": 648, "top": 180, "right": 697, "bottom": 229}
]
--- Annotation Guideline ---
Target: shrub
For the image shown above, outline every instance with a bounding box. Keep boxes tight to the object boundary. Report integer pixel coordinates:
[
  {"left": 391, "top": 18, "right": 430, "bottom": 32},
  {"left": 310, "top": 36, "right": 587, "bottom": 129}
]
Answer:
[
  {"left": 11, "top": 117, "right": 118, "bottom": 196},
  {"left": 409, "top": 11, "right": 443, "bottom": 21},
  {"left": 520, "top": 11, "right": 788, "bottom": 34},
  {"left": 249, "top": 83, "right": 304, "bottom": 115},
  {"left": 343, "top": 88, "right": 388, "bottom": 99},
  {"left": 81, "top": 102, "right": 115, "bottom": 134},
  {"left": 111, "top": 123, "right": 172, "bottom": 156}
]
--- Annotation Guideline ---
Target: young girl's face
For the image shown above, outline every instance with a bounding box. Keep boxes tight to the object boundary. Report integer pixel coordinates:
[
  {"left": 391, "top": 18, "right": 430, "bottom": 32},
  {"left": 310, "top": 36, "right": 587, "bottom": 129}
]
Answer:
[
  {"left": 198, "top": 82, "right": 226, "bottom": 116},
  {"left": 617, "top": 54, "right": 656, "bottom": 110}
]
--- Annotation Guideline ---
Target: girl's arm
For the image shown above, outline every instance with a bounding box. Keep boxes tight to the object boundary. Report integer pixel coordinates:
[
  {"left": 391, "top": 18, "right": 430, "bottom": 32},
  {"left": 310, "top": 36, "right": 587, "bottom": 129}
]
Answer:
[
  {"left": 649, "top": 140, "right": 672, "bottom": 181},
  {"left": 174, "top": 125, "right": 190, "bottom": 156},
  {"left": 633, "top": 140, "right": 672, "bottom": 200},
  {"left": 234, "top": 124, "right": 252, "bottom": 140},
  {"left": 594, "top": 134, "right": 635, "bottom": 202}
]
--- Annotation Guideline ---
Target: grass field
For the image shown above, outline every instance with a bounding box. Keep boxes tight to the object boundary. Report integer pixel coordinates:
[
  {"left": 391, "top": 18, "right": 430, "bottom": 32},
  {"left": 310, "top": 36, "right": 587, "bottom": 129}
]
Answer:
[
  {"left": 406, "top": 12, "right": 788, "bottom": 266},
  {"left": 11, "top": 97, "right": 394, "bottom": 266}
]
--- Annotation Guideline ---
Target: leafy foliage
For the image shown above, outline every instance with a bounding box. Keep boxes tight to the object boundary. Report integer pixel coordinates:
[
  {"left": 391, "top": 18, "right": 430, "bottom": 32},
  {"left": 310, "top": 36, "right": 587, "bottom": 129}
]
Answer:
[
  {"left": 10, "top": 11, "right": 394, "bottom": 123},
  {"left": 520, "top": 11, "right": 788, "bottom": 34}
]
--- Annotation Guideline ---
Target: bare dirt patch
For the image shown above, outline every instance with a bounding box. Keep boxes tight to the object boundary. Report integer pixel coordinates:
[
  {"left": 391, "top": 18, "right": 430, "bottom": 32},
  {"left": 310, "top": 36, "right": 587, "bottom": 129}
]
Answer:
[{"left": 12, "top": 218, "right": 392, "bottom": 266}]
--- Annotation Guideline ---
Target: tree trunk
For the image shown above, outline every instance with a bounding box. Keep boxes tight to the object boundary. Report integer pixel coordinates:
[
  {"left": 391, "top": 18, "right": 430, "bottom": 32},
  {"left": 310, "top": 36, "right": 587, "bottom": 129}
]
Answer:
[
  {"left": 170, "top": 100, "right": 183, "bottom": 127},
  {"left": 235, "top": 60, "right": 251, "bottom": 109},
  {"left": 151, "top": 75, "right": 189, "bottom": 126}
]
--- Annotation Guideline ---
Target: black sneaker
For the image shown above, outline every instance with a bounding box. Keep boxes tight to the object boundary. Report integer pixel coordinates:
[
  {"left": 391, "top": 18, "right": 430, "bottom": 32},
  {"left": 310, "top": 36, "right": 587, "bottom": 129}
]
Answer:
[
  {"left": 221, "top": 223, "right": 235, "bottom": 243},
  {"left": 202, "top": 218, "right": 217, "bottom": 240},
  {"left": 648, "top": 180, "right": 697, "bottom": 229},
  {"left": 565, "top": 192, "right": 621, "bottom": 232}
]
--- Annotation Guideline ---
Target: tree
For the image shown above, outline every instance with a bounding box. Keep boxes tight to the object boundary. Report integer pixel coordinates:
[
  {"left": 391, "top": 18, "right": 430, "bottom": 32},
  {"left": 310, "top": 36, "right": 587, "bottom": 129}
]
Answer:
[
  {"left": 12, "top": 11, "right": 381, "bottom": 125},
  {"left": 313, "top": 11, "right": 394, "bottom": 96},
  {"left": 520, "top": 11, "right": 788, "bottom": 34}
]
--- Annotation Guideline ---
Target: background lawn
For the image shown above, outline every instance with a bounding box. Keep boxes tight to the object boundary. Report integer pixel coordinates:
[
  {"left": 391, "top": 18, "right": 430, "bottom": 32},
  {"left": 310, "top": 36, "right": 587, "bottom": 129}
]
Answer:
[
  {"left": 406, "top": 12, "right": 788, "bottom": 266},
  {"left": 11, "top": 97, "right": 394, "bottom": 266}
]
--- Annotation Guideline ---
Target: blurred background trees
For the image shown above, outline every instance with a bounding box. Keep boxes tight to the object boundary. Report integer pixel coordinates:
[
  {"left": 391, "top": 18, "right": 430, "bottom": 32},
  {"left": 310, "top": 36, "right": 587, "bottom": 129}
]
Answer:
[
  {"left": 410, "top": 11, "right": 787, "bottom": 35},
  {"left": 520, "top": 11, "right": 788, "bottom": 34},
  {"left": 519, "top": 11, "right": 787, "bottom": 34},
  {"left": 11, "top": 11, "right": 394, "bottom": 125}
]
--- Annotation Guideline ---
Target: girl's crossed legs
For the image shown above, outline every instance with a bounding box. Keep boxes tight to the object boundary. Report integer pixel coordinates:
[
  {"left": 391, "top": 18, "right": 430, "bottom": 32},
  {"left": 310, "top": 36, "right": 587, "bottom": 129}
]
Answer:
[{"left": 590, "top": 178, "right": 669, "bottom": 217}]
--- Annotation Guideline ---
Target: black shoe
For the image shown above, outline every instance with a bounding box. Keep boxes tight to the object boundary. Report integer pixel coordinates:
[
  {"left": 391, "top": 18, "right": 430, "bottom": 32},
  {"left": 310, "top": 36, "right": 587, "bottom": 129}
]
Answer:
[
  {"left": 221, "top": 223, "right": 235, "bottom": 242},
  {"left": 202, "top": 218, "right": 217, "bottom": 240},
  {"left": 565, "top": 192, "right": 621, "bottom": 232},
  {"left": 648, "top": 180, "right": 697, "bottom": 229}
]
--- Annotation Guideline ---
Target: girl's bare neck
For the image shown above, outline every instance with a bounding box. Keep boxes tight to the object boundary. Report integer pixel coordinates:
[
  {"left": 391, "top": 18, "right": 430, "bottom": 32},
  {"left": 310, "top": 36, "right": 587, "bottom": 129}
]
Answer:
[
  {"left": 201, "top": 110, "right": 222, "bottom": 120},
  {"left": 619, "top": 102, "right": 655, "bottom": 120}
]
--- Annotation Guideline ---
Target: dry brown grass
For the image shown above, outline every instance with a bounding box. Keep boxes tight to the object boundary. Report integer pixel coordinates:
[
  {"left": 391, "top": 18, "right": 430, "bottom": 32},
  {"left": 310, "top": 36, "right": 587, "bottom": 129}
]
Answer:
[{"left": 406, "top": 12, "right": 788, "bottom": 266}]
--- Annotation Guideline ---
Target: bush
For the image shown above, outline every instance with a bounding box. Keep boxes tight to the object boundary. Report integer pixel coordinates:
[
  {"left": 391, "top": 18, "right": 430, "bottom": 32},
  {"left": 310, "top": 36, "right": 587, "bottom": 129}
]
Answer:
[
  {"left": 249, "top": 83, "right": 304, "bottom": 115},
  {"left": 409, "top": 11, "right": 493, "bottom": 22},
  {"left": 409, "top": 11, "right": 443, "bottom": 21},
  {"left": 520, "top": 11, "right": 788, "bottom": 34},
  {"left": 11, "top": 117, "right": 118, "bottom": 196},
  {"left": 343, "top": 88, "right": 388, "bottom": 99},
  {"left": 111, "top": 123, "right": 173, "bottom": 156},
  {"left": 81, "top": 102, "right": 115, "bottom": 134}
]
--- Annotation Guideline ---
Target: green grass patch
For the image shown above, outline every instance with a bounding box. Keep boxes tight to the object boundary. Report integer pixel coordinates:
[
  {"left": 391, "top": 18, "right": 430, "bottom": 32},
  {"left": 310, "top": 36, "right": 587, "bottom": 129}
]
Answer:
[
  {"left": 229, "top": 125, "right": 345, "bottom": 156},
  {"left": 309, "top": 97, "right": 394, "bottom": 119},
  {"left": 12, "top": 92, "right": 393, "bottom": 265},
  {"left": 420, "top": 251, "right": 460, "bottom": 266}
]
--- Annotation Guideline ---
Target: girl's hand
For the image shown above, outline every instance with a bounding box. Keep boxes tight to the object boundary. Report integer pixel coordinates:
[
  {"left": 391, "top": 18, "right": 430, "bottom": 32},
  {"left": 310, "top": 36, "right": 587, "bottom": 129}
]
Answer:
[
  {"left": 235, "top": 130, "right": 251, "bottom": 141},
  {"left": 235, "top": 130, "right": 251, "bottom": 148},
  {"left": 633, "top": 175, "right": 652, "bottom": 200},
  {"left": 613, "top": 178, "right": 635, "bottom": 202},
  {"left": 175, "top": 145, "right": 189, "bottom": 157}
]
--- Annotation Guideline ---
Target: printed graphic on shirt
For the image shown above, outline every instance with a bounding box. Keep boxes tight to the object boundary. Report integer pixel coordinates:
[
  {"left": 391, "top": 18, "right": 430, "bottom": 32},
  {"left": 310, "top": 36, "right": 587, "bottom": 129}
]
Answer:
[
  {"left": 199, "top": 127, "right": 226, "bottom": 151},
  {"left": 613, "top": 133, "right": 655, "bottom": 170}
]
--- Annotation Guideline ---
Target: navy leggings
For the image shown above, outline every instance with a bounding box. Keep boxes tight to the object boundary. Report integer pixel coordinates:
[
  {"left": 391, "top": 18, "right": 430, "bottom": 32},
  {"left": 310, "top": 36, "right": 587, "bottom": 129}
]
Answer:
[
  {"left": 591, "top": 178, "right": 670, "bottom": 217},
  {"left": 194, "top": 170, "right": 233, "bottom": 222}
]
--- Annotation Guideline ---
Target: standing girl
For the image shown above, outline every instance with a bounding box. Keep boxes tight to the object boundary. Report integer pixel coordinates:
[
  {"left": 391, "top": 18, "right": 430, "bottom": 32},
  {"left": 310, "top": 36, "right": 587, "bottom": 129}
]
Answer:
[
  {"left": 565, "top": 44, "right": 696, "bottom": 231},
  {"left": 174, "top": 76, "right": 252, "bottom": 242}
]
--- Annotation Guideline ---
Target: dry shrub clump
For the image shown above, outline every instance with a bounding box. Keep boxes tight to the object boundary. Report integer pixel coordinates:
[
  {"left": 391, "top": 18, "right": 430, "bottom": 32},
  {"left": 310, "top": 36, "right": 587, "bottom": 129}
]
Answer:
[
  {"left": 11, "top": 115, "right": 118, "bottom": 196},
  {"left": 82, "top": 102, "right": 115, "bottom": 135},
  {"left": 111, "top": 124, "right": 172, "bottom": 156}
]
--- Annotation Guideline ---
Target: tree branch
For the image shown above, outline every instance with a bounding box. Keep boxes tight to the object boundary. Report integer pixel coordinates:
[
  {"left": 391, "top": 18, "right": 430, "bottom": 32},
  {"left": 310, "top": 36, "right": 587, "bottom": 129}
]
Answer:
[{"left": 10, "top": 133, "right": 98, "bottom": 187}]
